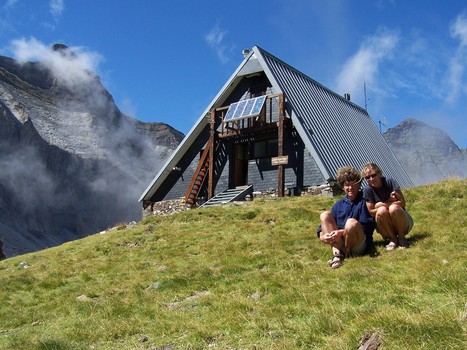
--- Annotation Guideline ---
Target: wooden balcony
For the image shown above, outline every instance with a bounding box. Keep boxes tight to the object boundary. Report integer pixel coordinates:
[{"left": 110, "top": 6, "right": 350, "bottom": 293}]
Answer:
[{"left": 216, "top": 93, "right": 285, "bottom": 139}]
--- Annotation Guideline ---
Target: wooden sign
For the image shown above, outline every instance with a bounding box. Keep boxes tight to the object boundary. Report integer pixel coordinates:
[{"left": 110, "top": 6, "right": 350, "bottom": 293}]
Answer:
[{"left": 271, "top": 155, "right": 288, "bottom": 166}]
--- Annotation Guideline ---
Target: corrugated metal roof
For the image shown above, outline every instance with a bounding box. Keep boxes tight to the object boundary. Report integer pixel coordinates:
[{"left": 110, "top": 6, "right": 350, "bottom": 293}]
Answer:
[{"left": 254, "top": 46, "right": 413, "bottom": 187}]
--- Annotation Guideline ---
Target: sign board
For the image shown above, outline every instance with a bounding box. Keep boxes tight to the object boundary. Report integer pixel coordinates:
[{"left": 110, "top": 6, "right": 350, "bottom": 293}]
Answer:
[{"left": 271, "top": 155, "right": 288, "bottom": 166}]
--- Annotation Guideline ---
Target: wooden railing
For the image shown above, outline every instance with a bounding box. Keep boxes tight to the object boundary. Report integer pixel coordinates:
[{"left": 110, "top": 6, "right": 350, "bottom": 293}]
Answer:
[{"left": 184, "top": 142, "right": 212, "bottom": 206}]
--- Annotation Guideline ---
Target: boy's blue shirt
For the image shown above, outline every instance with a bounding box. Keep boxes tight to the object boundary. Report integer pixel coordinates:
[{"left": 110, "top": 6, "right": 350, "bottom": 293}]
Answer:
[{"left": 317, "top": 191, "right": 375, "bottom": 242}]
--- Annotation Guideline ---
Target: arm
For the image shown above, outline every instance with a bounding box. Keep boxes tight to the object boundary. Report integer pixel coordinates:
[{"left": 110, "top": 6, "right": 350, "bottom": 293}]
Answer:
[
  {"left": 365, "top": 189, "right": 405, "bottom": 216},
  {"left": 365, "top": 201, "right": 377, "bottom": 217},
  {"left": 388, "top": 189, "right": 406, "bottom": 209}
]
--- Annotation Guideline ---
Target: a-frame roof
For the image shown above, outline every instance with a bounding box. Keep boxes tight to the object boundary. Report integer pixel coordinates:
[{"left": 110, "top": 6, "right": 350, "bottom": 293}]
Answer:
[{"left": 139, "top": 45, "right": 412, "bottom": 203}]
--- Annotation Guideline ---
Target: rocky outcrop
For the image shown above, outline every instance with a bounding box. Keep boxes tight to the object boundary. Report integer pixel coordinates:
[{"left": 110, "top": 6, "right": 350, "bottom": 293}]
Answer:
[
  {"left": 0, "top": 47, "right": 184, "bottom": 257},
  {"left": 383, "top": 118, "right": 467, "bottom": 186}
]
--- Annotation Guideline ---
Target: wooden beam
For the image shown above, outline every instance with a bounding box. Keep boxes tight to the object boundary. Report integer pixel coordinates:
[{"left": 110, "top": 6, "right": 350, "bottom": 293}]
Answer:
[
  {"left": 277, "top": 93, "right": 285, "bottom": 197},
  {"left": 208, "top": 108, "right": 216, "bottom": 199}
]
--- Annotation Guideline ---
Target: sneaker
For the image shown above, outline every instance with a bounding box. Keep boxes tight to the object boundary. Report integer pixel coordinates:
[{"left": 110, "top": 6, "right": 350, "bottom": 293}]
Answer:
[
  {"left": 385, "top": 241, "right": 398, "bottom": 251},
  {"left": 398, "top": 236, "right": 409, "bottom": 249}
]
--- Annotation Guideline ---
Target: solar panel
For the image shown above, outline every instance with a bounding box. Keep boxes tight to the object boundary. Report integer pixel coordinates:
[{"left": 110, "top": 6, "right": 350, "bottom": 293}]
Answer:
[{"left": 224, "top": 95, "right": 266, "bottom": 122}]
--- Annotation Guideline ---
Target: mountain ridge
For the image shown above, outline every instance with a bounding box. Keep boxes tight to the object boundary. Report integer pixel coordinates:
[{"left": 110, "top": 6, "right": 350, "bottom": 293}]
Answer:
[
  {"left": 0, "top": 47, "right": 184, "bottom": 257},
  {"left": 383, "top": 118, "right": 467, "bottom": 186}
]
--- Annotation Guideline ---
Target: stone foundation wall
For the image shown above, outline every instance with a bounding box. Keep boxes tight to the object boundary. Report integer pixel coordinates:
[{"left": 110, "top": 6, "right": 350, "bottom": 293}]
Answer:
[
  {"left": 142, "top": 198, "right": 190, "bottom": 218},
  {"left": 143, "top": 184, "right": 337, "bottom": 218}
]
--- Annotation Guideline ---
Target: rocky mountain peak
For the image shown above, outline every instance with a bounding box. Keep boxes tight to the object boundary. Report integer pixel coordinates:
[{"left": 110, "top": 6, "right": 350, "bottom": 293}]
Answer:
[
  {"left": 383, "top": 118, "right": 466, "bottom": 186},
  {"left": 0, "top": 50, "right": 184, "bottom": 257},
  {"left": 52, "top": 43, "right": 76, "bottom": 57},
  {"left": 383, "top": 118, "right": 461, "bottom": 155}
]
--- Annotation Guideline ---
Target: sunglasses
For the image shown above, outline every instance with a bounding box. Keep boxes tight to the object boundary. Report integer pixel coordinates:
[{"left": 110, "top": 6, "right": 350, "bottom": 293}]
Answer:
[{"left": 365, "top": 173, "right": 379, "bottom": 180}]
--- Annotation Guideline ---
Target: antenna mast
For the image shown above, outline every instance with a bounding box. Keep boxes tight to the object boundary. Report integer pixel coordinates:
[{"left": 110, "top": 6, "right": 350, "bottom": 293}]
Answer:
[{"left": 364, "top": 81, "right": 368, "bottom": 110}]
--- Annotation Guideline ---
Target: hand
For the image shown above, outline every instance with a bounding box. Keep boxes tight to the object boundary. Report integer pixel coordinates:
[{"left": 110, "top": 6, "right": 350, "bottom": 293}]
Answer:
[
  {"left": 323, "top": 230, "right": 339, "bottom": 243},
  {"left": 390, "top": 191, "right": 400, "bottom": 201}
]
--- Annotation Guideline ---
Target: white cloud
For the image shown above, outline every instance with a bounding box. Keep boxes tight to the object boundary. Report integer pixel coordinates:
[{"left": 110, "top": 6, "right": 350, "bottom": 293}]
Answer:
[
  {"left": 10, "top": 37, "right": 103, "bottom": 89},
  {"left": 445, "top": 11, "right": 467, "bottom": 104},
  {"left": 49, "top": 0, "right": 64, "bottom": 20},
  {"left": 450, "top": 11, "right": 467, "bottom": 47},
  {"left": 335, "top": 28, "right": 399, "bottom": 103},
  {"left": 445, "top": 55, "right": 464, "bottom": 104},
  {"left": 205, "top": 24, "right": 230, "bottom": 64}
]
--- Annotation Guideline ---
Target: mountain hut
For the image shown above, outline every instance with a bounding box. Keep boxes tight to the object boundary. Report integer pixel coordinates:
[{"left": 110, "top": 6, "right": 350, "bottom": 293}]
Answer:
[{"left": 139, "top": 45, "right": 413, "bottom": 209}]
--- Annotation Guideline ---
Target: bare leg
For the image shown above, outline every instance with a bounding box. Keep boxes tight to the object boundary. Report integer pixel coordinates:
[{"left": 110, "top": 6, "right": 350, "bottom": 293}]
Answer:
[
  {"left": 343, "top": 218, "right": 365, "bottom": 256},
  {"left": 319, "top": 211, "right": 345, "bottom": 267},
  {"left": 389, "top": 205, "right": 408, "bottom": 236},
  {"left": 375, "top": 207, "right": 397, "bottom": 243},
  {"left": 389, "top": 205, "right": 409, "bottom": 247},
  {"left": 320, "top": 211, "right": 344, "bottom": 253},
  {"left": 320, "top": 211, "right": 338, "bottom": 235}
]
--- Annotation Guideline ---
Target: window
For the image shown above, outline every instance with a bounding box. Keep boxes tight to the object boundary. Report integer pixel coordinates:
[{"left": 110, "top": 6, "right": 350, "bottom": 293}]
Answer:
[{"left": 251, "top": 139, "right": 278, "bottom": 159}]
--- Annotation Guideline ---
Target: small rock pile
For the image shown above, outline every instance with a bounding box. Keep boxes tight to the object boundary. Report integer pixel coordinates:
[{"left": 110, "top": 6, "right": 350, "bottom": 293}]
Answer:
[{"left": 142, "top": 198, "right": 191, "bottom": 217}]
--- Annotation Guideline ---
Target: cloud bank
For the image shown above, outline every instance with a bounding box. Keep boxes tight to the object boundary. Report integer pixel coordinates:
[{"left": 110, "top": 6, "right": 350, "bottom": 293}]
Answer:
[{"left": 10, "top": 37, "right": 103, "bottom": 89}]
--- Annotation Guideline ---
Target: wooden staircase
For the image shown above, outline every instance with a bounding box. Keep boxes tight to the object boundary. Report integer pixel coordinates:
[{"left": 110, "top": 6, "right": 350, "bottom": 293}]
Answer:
[
  {"left": 200, "top": 185, "right": 254, "bottom": 208},
  {"left": 184, "top": 144, "right": 211, "bottom": 206}
]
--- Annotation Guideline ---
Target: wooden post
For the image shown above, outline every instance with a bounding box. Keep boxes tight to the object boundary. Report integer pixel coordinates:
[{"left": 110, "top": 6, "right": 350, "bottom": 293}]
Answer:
[
  {"left": 277, "top": 94, "right": 285, "bottom": 197},
  {"left": 208, "top": 108, "right": 216, "bottom": 199}
]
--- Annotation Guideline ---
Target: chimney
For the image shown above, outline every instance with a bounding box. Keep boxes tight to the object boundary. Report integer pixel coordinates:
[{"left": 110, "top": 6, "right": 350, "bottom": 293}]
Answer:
[{"left": 344, "top": 93, "right": 351, "bottom": 101}]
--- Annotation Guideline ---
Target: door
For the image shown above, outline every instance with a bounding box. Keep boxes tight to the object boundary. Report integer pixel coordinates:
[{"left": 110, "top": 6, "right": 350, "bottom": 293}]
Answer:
[{"left": 233, "top": 143, "right": 248, "bottom": 187}]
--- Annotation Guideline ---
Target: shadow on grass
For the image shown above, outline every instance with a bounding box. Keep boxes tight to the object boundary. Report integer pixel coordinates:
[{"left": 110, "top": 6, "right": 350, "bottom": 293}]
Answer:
[
  {"left": 368, "top": 231, "right": 432, "bottom": 255},
  {"left": 407, "top": 231, "right": 432, "bottom": 243},
  {"left": 366, "top": 244, "right": 380, "bottom": 258}
]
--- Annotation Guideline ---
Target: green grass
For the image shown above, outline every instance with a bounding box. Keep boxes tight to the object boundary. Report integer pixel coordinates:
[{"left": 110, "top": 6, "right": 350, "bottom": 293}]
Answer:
[{"left": 0, "top": 179, "right": 466, "bottom": 349}]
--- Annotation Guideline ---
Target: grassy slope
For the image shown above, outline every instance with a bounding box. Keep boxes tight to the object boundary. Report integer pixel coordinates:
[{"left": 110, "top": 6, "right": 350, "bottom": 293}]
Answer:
[{"left": 0, "top": 179, "right": 466, "bottom": 350}]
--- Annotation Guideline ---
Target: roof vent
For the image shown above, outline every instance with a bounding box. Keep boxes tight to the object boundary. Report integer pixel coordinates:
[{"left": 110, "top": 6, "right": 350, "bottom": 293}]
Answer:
[{"left": 344, "top": 93, "right": 351, "bottom": 101}]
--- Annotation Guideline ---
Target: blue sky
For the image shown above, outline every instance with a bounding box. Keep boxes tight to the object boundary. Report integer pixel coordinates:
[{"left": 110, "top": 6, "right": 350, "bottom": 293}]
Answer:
[{"left": 1, "top": 0, "right": 466, "bottom": 147}]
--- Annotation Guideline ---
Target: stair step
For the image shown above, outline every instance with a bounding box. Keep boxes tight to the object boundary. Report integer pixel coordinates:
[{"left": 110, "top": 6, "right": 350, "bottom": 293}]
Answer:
[{"left": 200, "top": 185, "right": 253, "bottom": 208}]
